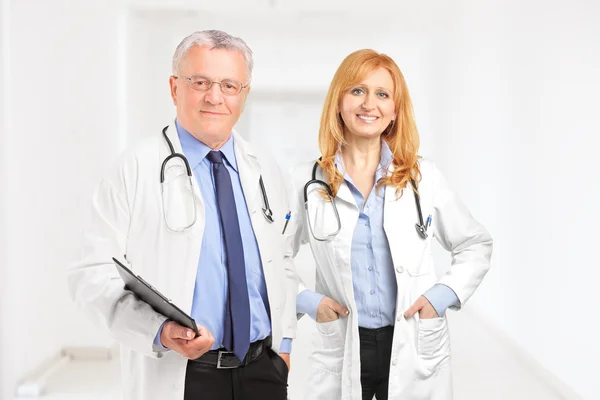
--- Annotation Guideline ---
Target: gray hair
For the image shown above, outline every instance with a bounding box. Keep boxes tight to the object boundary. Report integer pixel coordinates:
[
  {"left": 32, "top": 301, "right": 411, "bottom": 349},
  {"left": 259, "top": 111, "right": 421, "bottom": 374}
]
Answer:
[{"left": 172, "top": 30, "right": 254, "bottom": 83}]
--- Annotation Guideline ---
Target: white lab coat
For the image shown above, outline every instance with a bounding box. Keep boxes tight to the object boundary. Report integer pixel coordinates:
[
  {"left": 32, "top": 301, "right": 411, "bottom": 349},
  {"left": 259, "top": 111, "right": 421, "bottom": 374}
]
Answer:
[
  {"left": 285, "top": 158, "right": 493, "bottom": 400},
  {"left": 68, "top": 123, "right": 298, "bottom": 400}
]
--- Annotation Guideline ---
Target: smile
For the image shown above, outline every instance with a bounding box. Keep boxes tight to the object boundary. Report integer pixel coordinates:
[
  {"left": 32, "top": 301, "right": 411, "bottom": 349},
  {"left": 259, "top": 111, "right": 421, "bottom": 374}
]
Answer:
[{"left": 357, "top": 114, "right": 379, "bottom": 123}]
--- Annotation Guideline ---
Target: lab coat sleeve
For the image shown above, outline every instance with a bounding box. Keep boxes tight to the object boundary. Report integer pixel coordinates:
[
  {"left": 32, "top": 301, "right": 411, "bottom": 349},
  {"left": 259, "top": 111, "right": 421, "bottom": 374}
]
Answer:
[
  {"left": 282, "top": 164, "right": 313, "bottom": 319},
  {"left": 297, "top": 289, "right": 325, "bottom": 320},
  {"left": 431, "top": 163, "right": 494, "bottom": 309},
  {"left": 266, "top": 161, "right": 300, "bottom": 344},
  {"left": 67, "top": 169, "right": 168, "bottom": 359},
  {"left": 422, "top": 283, "right": 460, "bottom": 316}
]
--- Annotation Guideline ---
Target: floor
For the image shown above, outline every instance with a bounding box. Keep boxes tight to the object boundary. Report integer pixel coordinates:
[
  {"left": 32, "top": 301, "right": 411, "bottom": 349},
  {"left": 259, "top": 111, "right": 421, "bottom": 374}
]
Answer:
[{"left": 28, "top": 309, "right": 570, "bottom": 400}]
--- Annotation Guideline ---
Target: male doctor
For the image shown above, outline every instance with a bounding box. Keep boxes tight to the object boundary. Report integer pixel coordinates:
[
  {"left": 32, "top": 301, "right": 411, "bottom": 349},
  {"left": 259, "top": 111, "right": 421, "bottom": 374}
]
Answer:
[{"left": 68, "top": 30, "right": 297, "bottom": 400}]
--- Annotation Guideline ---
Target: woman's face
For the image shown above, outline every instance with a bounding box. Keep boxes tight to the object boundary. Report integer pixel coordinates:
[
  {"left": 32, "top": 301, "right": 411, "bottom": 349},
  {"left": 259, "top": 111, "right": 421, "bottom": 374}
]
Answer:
[{"left": 340, "top": 67, "right": 396, "bottom": 140}]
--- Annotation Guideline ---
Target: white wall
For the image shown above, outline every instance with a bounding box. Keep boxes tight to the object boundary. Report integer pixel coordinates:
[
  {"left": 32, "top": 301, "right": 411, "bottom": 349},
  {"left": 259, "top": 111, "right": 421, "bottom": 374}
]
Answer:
[
  {"left": 1, "top": 0, "right": 10, "bottom": 396},
  {"left": 1, "top": 1, "right": 122, "bottom": 398},
  {"left": 429, "top": 1, "right": 600, "bottom": 399}
]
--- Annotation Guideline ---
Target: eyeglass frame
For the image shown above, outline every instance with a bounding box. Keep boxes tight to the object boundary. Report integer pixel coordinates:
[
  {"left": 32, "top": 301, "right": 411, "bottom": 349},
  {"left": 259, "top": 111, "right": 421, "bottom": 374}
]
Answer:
[{"left": 173, "top": 75, "right": 250, "bottom": 95}]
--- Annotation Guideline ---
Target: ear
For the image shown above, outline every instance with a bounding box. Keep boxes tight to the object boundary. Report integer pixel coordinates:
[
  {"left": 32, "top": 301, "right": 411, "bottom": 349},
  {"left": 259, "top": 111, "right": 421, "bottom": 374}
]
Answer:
[
  {"left": 169, "top": 76, "right": 178, "bottom": 105},
  {"left": 240, "top": 85, "right": 251, "bottom": 113}
]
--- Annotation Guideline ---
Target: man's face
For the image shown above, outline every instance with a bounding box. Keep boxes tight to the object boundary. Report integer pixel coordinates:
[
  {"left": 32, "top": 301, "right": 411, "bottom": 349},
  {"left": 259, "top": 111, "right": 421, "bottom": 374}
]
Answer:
[{"left": 169, "top": 45, "right": 250, "bottom": 144}]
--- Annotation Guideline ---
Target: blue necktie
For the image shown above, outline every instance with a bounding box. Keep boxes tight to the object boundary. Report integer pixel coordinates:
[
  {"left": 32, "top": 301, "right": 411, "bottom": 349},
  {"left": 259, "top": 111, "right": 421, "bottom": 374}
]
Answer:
[{"left": 206, "top": 150, "right": 251, "bottom": 362}]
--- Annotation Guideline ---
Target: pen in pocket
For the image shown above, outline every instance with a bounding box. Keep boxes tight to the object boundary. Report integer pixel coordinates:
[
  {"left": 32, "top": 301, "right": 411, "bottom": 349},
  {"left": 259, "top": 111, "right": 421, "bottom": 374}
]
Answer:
[
  {"left": 282, "top": 211, "right": 291, "bottom": 234},
  {"left": 425, "top": 214, "right": 432, "bottom": 230}
]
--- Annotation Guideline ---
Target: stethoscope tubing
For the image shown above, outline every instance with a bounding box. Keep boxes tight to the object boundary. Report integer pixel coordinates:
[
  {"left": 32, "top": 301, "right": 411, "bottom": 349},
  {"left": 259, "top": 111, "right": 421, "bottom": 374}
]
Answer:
[{"left": 161, "top": 126, "right": 274, "bottom": 226}]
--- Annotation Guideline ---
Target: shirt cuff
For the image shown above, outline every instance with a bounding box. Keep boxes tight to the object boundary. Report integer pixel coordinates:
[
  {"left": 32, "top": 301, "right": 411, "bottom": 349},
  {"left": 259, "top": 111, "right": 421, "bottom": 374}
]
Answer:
[
  {"left": 152, "top": 320, "right": 170, "bottom": 352},
  {"left": 297, "top": 289, "right": 325, "bottom": 321},
  {"left": 279, "top": 338, "right": 293, "bottom": 354},
  {"left": 423, "top": 284, "right": 460, "bottom": 317}
]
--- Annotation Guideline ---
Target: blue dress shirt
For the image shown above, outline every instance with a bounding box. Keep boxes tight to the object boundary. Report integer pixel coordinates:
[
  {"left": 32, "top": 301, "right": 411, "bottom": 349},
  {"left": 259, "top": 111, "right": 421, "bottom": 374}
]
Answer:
[
  {"left": 155, "top": 121, "right": 291, "bottom": 353},
  {"left": 297, "top": 142, "right": 459, "bottom": 325}
]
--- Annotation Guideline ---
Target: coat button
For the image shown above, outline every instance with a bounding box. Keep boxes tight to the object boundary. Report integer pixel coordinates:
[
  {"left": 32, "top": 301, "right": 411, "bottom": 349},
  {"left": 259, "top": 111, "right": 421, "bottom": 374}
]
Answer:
[
  {"left": 392, "top": 359, "right": 398, "bottom": 366},
  {"left": 396, "top": 266, "right": 404, "bottom": 273}
]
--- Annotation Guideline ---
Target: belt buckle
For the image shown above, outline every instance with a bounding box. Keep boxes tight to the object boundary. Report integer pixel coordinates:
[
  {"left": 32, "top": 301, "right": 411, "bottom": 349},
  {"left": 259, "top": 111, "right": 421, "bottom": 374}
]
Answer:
[{"left": 216, "top": 350, "right": 238, "bottom": 369}]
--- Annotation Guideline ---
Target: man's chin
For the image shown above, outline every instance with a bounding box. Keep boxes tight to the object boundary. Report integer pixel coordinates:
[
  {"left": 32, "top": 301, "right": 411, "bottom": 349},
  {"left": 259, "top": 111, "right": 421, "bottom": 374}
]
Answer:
[
  {"left": 201, "top": 128, "right": 233, "bottom": 138},
  {"left": 188, "top": 124, "right": 233, "bottom": 145}
]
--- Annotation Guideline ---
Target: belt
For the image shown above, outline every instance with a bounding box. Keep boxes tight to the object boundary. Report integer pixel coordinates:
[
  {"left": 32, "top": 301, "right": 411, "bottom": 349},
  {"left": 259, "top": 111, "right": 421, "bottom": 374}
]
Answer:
[{"left": 191, "top": 336, "right": 271, "bottom": 369}]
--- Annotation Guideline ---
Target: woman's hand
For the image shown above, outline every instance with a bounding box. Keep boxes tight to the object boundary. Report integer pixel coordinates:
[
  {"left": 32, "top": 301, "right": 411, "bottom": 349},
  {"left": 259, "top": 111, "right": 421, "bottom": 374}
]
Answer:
[
  {"left": 316, "top": 296, "right": 350, "bottom": 322},
  {"left": 404, "top": 296, "right": 439, "bottom": 319}
]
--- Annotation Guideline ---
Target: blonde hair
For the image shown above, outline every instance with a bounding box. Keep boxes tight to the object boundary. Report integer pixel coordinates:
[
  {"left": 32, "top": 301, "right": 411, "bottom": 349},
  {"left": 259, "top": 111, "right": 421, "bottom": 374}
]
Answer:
[{"left": 318, "top": 49, "right": 421, "bottom": 197}]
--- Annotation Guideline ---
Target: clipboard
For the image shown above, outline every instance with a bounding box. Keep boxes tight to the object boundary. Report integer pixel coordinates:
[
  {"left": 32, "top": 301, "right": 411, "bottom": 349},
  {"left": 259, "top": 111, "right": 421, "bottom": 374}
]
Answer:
[{"left": 112, "top": 257, "right": 199, "bottom": 336}]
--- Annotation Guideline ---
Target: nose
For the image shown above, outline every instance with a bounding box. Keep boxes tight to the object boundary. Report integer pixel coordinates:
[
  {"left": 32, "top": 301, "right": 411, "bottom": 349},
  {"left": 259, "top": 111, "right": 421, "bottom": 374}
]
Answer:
[
  {"left": 361, "top": 94, "right": 376, "bottom": 111},
  {"left": 204, "top": 82, "right": 224, "bottom": 105}
]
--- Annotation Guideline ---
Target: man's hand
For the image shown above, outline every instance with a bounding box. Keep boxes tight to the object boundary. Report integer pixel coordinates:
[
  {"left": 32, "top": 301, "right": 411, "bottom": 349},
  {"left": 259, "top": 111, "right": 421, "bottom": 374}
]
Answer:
[
  {"left": 279, "top": 353, "right": 291, "bottom": 371},
  {"left": 160, "top": 321, "right": 215, "bottom": 360},
  {"left": 316, "top": 296, "right": 349, "bottom": 323},
  {"left": 404, "top": 296, "right": 439, "bottom": 320}
]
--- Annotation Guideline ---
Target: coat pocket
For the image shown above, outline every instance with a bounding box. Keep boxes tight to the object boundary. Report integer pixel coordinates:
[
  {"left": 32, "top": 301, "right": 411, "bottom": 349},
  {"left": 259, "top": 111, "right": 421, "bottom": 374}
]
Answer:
[
  {"left": 315, "top": 318, "right": 345, "bottom": 337},
  {"left": 417, "top": 316, "right": 451, "bottom": 372},
  {"left": 310, "top": 318, "right": 346, "bottom": 376}
]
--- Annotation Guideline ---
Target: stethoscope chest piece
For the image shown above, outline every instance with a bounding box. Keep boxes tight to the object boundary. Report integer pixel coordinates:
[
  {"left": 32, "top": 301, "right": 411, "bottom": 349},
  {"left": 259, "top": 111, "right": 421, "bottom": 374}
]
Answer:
[
  {"left": 415, "top": 223, "right": 428, "bottom": 239},
  {"left": 262, "top": 207, "right": 274, "bottom": 223},
  {"left": 258, "top": 176, "right": 274, "bottom": 223}
]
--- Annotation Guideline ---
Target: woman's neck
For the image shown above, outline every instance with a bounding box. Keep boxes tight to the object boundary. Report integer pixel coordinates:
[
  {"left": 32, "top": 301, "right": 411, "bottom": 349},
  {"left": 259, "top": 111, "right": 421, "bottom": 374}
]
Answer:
[
  {"left": 341, "top": 134, "right": 382, "bottom": 201},
  {"left": 341, "top": 135, "right": 381, "bottom": 172}
]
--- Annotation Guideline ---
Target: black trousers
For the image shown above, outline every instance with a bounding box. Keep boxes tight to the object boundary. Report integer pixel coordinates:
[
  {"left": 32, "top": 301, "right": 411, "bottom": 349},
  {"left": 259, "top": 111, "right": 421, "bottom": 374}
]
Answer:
[
  {"left": 184, "top": 347, "right": 288, "bottom": 400},
  {"left": 359, "top": 325, "right": 394, "bottom": 400}
]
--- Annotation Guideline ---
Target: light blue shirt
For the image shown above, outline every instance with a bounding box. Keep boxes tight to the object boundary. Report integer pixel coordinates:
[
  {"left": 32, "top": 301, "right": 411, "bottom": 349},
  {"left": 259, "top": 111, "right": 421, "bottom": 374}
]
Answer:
[
  {"left": 297, "top": 142, "right": 459, "bottom": 326},
  {"left": 155, "top": 121, "right": 291, "bottom": 353}
]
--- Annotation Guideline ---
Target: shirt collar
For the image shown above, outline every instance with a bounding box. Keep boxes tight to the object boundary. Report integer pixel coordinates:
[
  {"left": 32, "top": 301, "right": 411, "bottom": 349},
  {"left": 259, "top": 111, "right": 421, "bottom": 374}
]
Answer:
[
  {"left": 175, "top": 120, "right": 238, "bottom": 171},
  {"left": 380, "top": 140, "right": 394, "bottom": 174}
]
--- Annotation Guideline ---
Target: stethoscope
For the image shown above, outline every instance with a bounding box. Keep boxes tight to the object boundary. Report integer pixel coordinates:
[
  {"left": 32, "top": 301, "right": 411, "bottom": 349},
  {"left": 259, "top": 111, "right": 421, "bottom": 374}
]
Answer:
[
  {"left": 160, "top": 126, "right": 274, "bottom": 232},
  {"left": 304, "top": 158, "right": 430, "bottom": 241}
]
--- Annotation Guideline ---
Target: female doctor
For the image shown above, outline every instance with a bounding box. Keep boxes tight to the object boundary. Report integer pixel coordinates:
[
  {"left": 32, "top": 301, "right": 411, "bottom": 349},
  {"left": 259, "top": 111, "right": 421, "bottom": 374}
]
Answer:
[{"left": 284, "top": 49, "right": 493, "bottom": 400}]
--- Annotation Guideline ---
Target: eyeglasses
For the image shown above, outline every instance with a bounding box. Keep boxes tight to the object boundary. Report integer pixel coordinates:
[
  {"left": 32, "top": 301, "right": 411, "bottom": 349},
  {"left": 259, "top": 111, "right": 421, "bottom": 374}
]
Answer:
[{"left": 174, "top": 75, "right": 249, "bottom": 95}]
